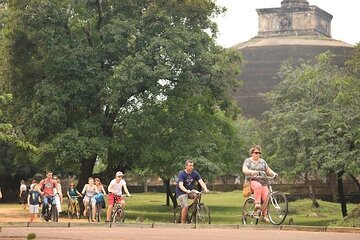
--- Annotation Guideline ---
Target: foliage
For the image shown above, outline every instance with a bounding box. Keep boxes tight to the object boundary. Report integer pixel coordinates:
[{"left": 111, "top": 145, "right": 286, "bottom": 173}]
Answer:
[
  {"left": 262, "top": 51, "right": 360, "bottom": 180},
  {"left": 0, "top": 0, "right": 243, "bottom": 182}
]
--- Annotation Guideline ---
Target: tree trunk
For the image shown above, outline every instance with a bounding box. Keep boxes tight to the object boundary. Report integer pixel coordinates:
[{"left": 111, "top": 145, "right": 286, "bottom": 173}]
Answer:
[
  {"left": 77, "top": 156, "right": 97, "bottom": 213},
  {"left": 163, "top": 179, "right": 177, "bottom": 208},
  {"left": 337, "top": 170, "right": 348, "bottom": 217},
  {"left": 304, "top": 174, "right": 319, "bottom": 208},
  {"left": 329, "top": 171, "right": 338, "bottom": 203},
  {"left": 349, "top": 173, "right": 360, "bottom": 192}
]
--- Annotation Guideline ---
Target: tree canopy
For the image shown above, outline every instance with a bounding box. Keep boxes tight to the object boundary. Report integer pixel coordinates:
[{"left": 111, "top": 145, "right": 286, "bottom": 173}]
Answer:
[{"left": 0, "top": 0, "right": 243, "bottom": 188}]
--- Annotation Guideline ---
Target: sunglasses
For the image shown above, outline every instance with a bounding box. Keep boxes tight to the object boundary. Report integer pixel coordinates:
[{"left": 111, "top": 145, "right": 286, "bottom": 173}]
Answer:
[{"left": 253, "top": 152, "right": 261, "bottom": 154}]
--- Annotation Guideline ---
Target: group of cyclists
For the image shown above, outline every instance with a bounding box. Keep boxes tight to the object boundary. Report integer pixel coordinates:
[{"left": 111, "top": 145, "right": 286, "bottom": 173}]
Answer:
[
  {"left": 25, "top": 170, "right": 132, "bottom": 222},
  {"left": 24, "top": 145, "right": 276, "bottom": 224}
]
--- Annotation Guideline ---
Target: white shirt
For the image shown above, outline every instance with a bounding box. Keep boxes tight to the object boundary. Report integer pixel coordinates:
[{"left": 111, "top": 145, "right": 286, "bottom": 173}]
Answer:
[{"left": 108, "top": 179, "right": 126, "bottom": 196}]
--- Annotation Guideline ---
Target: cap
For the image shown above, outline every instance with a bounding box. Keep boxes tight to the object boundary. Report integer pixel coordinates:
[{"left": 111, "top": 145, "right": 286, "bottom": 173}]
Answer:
[{"left": 115, "top": 171, "right": 124, "bottom": 177}]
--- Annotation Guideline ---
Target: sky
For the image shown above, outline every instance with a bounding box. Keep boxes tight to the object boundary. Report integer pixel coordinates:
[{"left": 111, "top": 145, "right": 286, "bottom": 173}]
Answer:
[{"left": 215, "top": 0, "right": 360, "bottom": 48}]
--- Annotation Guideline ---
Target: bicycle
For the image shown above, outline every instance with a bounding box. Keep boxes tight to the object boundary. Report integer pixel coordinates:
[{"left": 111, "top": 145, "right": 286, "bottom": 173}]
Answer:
[
  {"left": 242, "top": 174, "right": 288, "bottom": 225},
  {"left": 67, "top": 196, "right": 81, "bottom": 219},
  {"left": 109, "top": 195, "right": 128, "bottom": 227},
  {"left": 173, "top": 190, "right": 211, "bottom": 224},
  {"left": 95, "top": 201, "right": 102, "bottom": 222},
  {"left": 85, "top": 200, "right": 97, "bottom": 222},
  {"left": 42, "top": 196, "right": 58, "bottom": 222}
]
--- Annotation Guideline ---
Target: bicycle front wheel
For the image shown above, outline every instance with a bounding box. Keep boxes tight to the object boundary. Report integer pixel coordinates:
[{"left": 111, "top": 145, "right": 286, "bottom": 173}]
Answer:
[
  {"left": 242, "top": 197, "right": 259, "bottom": 225},
  {"left": 195, "top": 203, "right": 210, "bottom": 224},
  {"left": 267, "top": 192, "right": 288, "bottom": 225},
  {"left": 51, "top": 204, "right": 59, "bottom": 222},
  {"left": 173, "top": 206, "right": 182, "bottom": 223},
  {"left": 96, "top": 203, "right": 102, "bottom": 222}
]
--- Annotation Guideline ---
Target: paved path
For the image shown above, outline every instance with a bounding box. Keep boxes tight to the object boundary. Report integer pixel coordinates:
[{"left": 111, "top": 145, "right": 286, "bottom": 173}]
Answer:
[{"left": 1, "top": 226, "right": 359, "bottom": 240}]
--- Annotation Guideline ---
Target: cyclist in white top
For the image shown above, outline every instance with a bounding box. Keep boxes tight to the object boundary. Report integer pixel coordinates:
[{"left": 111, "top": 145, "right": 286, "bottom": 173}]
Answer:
[
  {"left": 106, "top": 171, "right": 132, "bottom": 222},
  {"left": 81, "top": 177, "right": 99, "bottom": 222}
]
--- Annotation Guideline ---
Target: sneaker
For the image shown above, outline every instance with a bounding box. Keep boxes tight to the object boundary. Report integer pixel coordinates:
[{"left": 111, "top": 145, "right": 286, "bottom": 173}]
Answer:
[{"left": 261, "top": 216, "right": 270, "bottom": 223}]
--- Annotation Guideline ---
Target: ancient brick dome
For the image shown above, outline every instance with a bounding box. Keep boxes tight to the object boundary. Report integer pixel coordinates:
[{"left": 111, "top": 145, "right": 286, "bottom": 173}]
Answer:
[{"left": 232, "top": 0, "right": 354, "bottom": 118}]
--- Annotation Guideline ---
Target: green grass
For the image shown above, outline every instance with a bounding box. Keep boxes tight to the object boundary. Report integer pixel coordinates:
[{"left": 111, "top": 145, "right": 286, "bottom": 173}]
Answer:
[{"left": 118, "top": 191, "right": 357, "bottom": 226}]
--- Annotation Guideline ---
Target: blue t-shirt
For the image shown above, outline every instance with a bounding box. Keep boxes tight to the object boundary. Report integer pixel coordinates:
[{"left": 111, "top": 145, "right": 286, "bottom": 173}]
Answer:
[
  {"left": 175, "top": 170, "right": 201, "bottom": 197},
  {"left": 29, "top": 189, "right": 40, "bottom": 205}
]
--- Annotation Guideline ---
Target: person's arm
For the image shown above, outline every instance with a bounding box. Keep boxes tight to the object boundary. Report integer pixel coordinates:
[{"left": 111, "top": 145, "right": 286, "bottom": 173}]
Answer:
[
  {"left": 76, "top": 190, "right": 82, "bottom": 197},
  {"left": 242, "top": 164, "right": 258, "bottom": 176},
  {"left": 107, "top": 182, "right": 113, "bottom": 193},
  {"left": 81, "top": 184, "right": 87, "bottom": 195},
  {"left": 101, "top": 185, "right": 107, "bottom": 195},
  {"left": 198, "top": 179, "right": 209, "bottom": 192},
  {"left": 27, "top": 194, "right": 30, "bottom": 205},
  {"left": 266, "top": 166, "right": 276, "bottom": 177},
  {"left": 178, "top": 182, "right": 191, "bottom": 194},
  {"left": 38, "top": 180, "right": 44, "bottom": 195},
  {"left": 123, "top": 184, "right": 132, "bottom": 197}
]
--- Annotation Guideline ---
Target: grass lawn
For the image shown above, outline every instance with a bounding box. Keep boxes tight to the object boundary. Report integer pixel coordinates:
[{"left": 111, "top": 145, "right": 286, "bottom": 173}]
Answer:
[{"left": 118, "top": 191, "right": 357, "bottom": 226}]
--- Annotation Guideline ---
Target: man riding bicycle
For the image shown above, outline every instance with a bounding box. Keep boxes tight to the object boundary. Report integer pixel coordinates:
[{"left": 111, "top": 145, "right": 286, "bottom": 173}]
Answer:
[
  {"left": 106, "top": 171, "right": 132, "bottom": 222},
  {"left": 175, "top": 159, "right": 209, "bottom": 223},
  {"left": 38, "top": 171, "right": 58, "bottom": 219}
]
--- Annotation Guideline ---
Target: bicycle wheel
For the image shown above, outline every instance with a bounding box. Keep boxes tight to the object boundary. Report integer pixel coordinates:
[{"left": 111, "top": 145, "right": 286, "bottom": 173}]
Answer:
[
  {"left": 267, "top": 192, "right": 288, "bottom": 225},
  {"left": 87, "top": 206, "right": 92, "bottom": 222},
  {"left": 173, "top": 206, "right": 182, "bottom": 223},
  {"left": 96, "top": 203, "right": 102, "bottom": 222},
  {"left": 195, "top": 203, "right": 210, "bottom": 224},
  {"left": 242, "top": 197, "right": 259, "bottom": 225},
  {"left": 51, "top": 204, "right": 59, "bottom": 222},
  {"left": 110, "top": 207, "right": 124, "bottom": 227},
  {"left": 67, "top": 204, "right": 73, "bottom": 218},
  {"left": 75, "top": 202, "right": 81, "bottom": 219}
]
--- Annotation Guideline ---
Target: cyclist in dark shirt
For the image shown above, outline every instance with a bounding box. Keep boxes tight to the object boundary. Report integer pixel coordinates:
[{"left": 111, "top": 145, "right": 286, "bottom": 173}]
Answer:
[{"left": 175, "top": 159, "right": 209, "bottom": 223}]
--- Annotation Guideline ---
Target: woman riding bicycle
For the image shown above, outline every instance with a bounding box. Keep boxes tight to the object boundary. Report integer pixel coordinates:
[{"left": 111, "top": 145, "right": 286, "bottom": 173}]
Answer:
[
  {"left": 94, "top": 178, "right": 107, "bottom": 208},
  {"left": 67, "top": 182, "right": 82, "bottom": 203},
  {"left": 242, "top": 145, "right": 277, "bottom": 223},
  {"left": 81, "top": 177, "right": 99, "bottom": 222}
]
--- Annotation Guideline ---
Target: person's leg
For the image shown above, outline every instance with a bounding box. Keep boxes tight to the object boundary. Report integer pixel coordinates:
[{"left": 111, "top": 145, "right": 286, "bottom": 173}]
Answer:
[
  {"left": 91, "top": 199, "right": 96, "bottom": 221},
  {"left": 42, "top": 196, "right": 49, "bottom": 216},
  {"left": 177, "top": 194, "right": 189, "bottom": 223},
  {"left": 250, "top": 181, "right": 262, "bottom": 209},
  {"left": 120, "top": 198, "right": 126, "bottom": 208},
  {"left": 83, "top": 197, "right": 89, "bottom": 216},
  {"left": 34, "top": 205, "right": 39, "bottom": 221},
  {"left": 260, "top": 186, "right": 270, "bottom": 222},
  {"left": 106, "top": 194, "right": 115, "bottom": 221}
]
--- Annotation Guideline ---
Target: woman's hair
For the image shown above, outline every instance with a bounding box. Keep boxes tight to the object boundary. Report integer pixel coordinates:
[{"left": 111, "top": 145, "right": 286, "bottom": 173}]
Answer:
[
  {"left": 249, "top": 145, "right": 262, "bottom": 156},
  {"left": 94, "top": 178, "right": 102, "bottom": 185},
  {"left": 20, "top": 180, "right": 25, "bottom": 184}
]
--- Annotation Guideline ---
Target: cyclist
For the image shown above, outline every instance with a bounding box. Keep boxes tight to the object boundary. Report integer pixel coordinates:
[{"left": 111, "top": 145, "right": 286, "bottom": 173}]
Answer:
[
  {"left": 242, "top": 145, "right": 277, "bottom": 223},
  {"left": 81, "top": 177, "right": 99, "bottom": 222},
  {"left": 94, "top": 178, "right": 107, "bottom": 208},
  {"left": 106, "top": 171, "right": 132, "bottom": 222},
  {"left": 175, "top": 159, "right": 210, "bottom": 223},
  {"left": 67, "top": 182, "right": 82, "bottom": 208},
  {"left": 38, "top": 171, "right": 58, "bottom": 219}
]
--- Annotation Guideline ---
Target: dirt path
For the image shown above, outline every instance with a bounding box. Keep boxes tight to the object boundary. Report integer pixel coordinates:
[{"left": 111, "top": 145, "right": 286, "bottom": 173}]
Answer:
[{"left": 0, "top": 204, "right": 84, "bottom": 223}]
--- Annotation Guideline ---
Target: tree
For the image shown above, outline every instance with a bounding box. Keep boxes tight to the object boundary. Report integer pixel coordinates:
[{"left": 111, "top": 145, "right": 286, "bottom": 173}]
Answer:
[
  {"left": 262, "top": 51, "right": 360, "bottom": 215},
  {"left": 0, "top": 1, "right": 243, "bottom": 190}
]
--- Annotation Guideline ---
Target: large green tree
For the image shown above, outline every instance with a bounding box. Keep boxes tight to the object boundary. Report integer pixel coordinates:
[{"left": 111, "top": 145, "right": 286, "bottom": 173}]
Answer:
[
  {"left": 262, "top": 51, "right": 360, "bottom": 216},
  {"left": 0, "top": 0, "right": 243, "bottom": 189}
]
